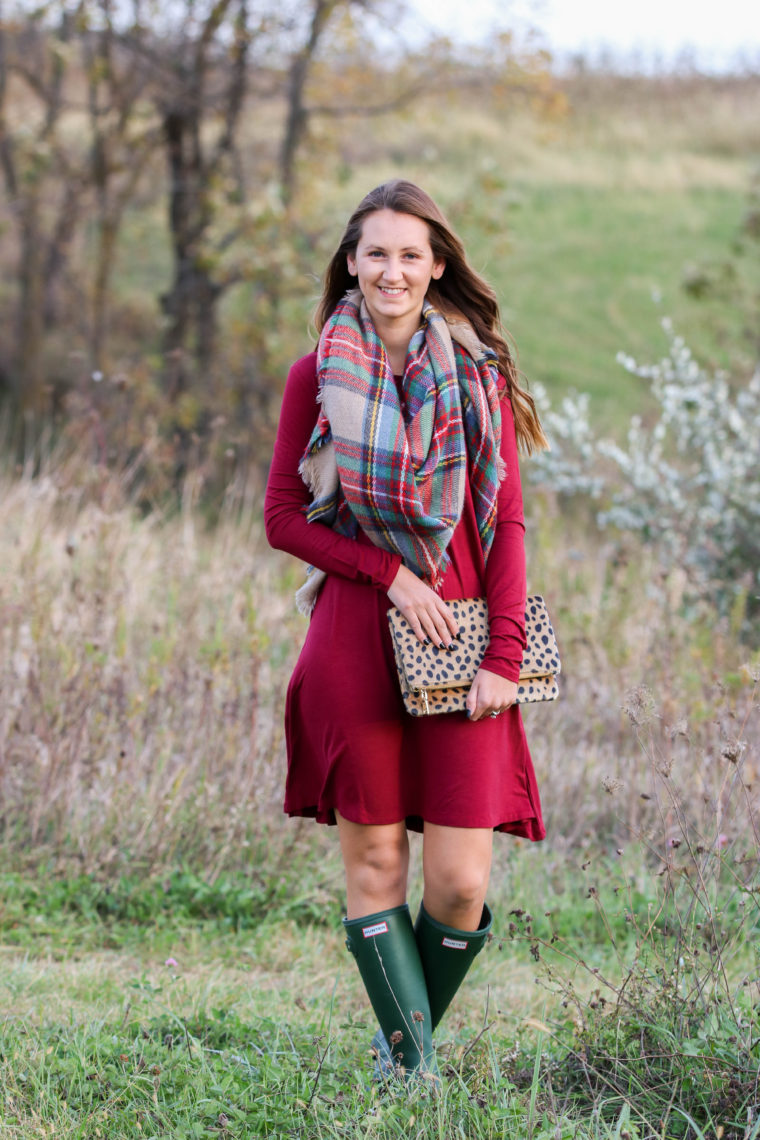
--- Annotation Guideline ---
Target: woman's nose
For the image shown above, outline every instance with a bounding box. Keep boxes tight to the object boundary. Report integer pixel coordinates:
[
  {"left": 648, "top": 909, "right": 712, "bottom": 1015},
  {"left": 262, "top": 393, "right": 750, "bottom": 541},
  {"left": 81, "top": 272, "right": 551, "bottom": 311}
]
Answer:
[{"left": 382, "top": 257, "right": 403, "bottom": 282}]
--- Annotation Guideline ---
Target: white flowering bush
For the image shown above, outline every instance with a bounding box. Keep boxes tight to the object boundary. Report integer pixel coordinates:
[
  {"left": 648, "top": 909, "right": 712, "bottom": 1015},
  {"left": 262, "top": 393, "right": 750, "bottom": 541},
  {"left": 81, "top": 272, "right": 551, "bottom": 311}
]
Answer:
[{"left": 529, "top": 320, "right": 760, "bottom": 612}]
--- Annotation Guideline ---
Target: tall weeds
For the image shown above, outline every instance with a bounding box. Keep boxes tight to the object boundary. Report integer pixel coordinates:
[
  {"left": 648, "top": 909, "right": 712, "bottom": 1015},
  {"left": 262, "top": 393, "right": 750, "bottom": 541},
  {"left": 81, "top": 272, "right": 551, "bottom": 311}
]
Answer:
[
  {"left": 0, "top": 452, "right": 306, "bottom": 879},
  {"left": 509, "top": 681, "right": 760, "bottom": 1137},
  {"left": 0, "top": 447, "right": 757, "bottom": 885}
]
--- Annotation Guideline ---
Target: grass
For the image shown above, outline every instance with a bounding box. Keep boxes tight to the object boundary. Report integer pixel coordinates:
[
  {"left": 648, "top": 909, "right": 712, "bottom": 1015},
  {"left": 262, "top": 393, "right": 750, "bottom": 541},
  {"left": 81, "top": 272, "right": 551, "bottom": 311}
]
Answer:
[
  {"left": 1, "top": 419, "right": 758, "bottom": 1132},
  {"left": 492, "top": 185, "right": 753, "bottom": 425},
  {"left": 2, "top": 822, "right": 759, "bottom": 1136},
  {"left": 2, "top": 446, "right": 757, "bottom": 877},
  {"left": 0, "top": 1011, "right": 553, "bottom": 1139},
  {"left": 0, "top": 857, "right": 664, "bottom": 1137},
  {"left": 0, "top": 848, "right": 593, "bottom": 1137}
]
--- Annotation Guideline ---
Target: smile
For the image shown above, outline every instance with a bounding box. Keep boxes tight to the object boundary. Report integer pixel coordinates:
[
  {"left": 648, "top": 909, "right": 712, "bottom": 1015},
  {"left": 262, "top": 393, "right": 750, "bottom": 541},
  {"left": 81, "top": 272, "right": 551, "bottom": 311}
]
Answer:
[{"left": 378, "top": 287, "right": 405, "bottom": 295}]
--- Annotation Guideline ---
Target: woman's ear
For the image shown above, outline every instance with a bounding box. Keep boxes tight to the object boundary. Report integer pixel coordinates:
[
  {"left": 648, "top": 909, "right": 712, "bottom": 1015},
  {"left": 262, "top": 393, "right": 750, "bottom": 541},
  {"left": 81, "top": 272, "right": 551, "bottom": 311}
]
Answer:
[
  {"left": 347, "top": 252, "right": 358, "bottom": 277},
  {"left": 432, "top": 259, "right": 445, "bottom": 280}
]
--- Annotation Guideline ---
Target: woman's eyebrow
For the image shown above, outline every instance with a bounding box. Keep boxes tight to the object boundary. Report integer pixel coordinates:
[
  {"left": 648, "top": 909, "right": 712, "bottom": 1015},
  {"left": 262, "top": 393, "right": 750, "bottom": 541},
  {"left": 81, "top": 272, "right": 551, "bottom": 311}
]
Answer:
[{"left": 363, "top": 243, "right": 424, "bottom": 253}]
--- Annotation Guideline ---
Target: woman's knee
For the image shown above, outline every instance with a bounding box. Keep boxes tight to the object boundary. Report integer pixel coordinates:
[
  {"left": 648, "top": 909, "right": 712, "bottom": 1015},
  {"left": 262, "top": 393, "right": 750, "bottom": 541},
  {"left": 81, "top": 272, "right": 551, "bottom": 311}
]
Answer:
[
  {"left": 336, "top": 816, "right": 409, "bottom": 908},
  {"left": 351, "top": 834, "right": 408, "bottom": 897},
  {"left": 425, "top": 864, "right": 489, "bottom": 914},
  {"left": 422, "top": 825, "right": 492, "bottom": 917}
]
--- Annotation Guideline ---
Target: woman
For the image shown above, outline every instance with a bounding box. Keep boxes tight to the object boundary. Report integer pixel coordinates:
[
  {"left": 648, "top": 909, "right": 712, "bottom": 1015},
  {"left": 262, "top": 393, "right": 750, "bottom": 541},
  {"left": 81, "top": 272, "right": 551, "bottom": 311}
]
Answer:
[{"left": 265, "top": 179, "right": 548, "bottom": 1078}]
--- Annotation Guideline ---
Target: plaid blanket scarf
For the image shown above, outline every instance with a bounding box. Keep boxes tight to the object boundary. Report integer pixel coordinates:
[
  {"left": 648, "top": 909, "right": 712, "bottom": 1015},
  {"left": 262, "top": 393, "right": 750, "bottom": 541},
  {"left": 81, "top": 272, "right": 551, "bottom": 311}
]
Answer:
[{"left": 295, "top": 289, "right": 504, "bottom": 614}]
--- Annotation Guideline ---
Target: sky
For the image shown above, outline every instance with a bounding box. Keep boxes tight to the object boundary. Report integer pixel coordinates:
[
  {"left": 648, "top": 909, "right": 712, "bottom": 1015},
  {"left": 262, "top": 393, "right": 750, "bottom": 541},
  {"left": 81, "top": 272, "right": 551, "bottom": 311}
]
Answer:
[{"left": 404, "top": 0, "right": 760, "bottom": 70}]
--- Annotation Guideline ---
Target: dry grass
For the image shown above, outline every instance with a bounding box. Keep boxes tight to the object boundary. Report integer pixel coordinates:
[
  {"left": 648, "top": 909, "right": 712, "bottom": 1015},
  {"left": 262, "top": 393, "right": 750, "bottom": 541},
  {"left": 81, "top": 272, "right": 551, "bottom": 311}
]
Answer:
[
  {"left": 0, "top": 452, "right": 305, "bottom": 876},
  {"left": 322, "top": 72, "right": 760, "bottom": 203},
  {"left": 1, "top": 445, "right": 757, "bottom": 887}
]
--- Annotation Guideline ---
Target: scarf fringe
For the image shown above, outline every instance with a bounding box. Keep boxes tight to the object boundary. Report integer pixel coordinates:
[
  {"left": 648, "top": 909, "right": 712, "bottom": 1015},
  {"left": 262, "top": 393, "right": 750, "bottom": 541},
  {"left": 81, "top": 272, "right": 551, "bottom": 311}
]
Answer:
[
  {"left": 295, "top": 567, "right": 326, "bottom": 616},
  {"left": 298, "top": 438, "right": 337, "bottom": 506}
]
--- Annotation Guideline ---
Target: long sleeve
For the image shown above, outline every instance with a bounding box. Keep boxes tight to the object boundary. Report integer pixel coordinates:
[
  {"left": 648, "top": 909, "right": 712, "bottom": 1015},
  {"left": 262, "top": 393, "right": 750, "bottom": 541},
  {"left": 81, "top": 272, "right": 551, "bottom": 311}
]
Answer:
[
  {"left": 264, "top": 353, "right": 403, "bottom": 591},
  {"left": 478, "top": 398, "right": 528, "bottom": 683}
]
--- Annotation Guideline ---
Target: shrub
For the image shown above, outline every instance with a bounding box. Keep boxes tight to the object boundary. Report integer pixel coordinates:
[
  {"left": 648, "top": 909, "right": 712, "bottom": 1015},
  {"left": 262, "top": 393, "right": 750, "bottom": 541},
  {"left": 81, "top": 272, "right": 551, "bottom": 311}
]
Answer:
[{"left": 529, "top": 321, "right": 760, "bottom": 620}]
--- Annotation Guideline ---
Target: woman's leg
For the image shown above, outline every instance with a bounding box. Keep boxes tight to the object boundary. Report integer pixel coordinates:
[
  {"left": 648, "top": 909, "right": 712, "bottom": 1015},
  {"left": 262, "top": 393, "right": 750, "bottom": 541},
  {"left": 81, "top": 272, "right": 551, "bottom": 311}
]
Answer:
[
  {"left": 416, "top": 824, "right": 494, "bottom": 1031},
  {"left": 421, "top": 823, "right": 493, "bottom": 929},
  {"left": 336, "top": 813, "right": 435, "bottom": 1073},
  {"left": 336, "top": 811, "right": 410, "bottom": 918}
]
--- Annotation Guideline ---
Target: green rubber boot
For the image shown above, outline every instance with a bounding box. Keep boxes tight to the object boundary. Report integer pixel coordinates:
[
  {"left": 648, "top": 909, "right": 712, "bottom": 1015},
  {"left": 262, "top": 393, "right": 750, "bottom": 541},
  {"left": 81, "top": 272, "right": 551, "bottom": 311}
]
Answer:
[
  {"left": 343, "top": 904, "right": 436, "bottom": 1076},
  {"left": 414, "top": 901, "right": 493, "bottom": 1031}
]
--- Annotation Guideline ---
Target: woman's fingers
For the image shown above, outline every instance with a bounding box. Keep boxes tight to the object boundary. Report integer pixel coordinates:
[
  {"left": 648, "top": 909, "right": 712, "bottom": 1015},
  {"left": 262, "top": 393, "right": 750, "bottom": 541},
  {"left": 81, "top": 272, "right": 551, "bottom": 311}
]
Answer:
[
  {"left": 466, "top": 670, "right": 518, "bottom": 722},
  {"left": 387, "top": 565, "right": 457, "bottom": 647},
  {"left": 417, "top": 598, "right": 457, "bottom": 647}
]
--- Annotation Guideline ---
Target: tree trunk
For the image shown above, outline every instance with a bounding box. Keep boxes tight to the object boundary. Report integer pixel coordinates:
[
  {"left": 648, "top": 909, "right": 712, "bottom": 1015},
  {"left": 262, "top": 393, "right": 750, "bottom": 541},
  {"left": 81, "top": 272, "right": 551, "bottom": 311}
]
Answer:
[
  {"left": 161, "top": 108, "right": 194, "bottom": 396},
  {"left": 160, "top": 103, "right": 222, "bottom": 392},
  {"left": 280, "top": 0, "right": 338, "bottom": 207},
  {"left": 18, "top": 195, "right": 46, "bottom": 409}
]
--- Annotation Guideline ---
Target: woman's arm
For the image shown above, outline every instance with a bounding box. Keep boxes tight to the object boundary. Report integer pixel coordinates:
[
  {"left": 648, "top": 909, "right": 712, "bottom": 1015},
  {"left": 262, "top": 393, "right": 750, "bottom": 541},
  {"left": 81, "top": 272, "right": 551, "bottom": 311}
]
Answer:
[
  {"left": 465, "top": 398, "right": 526, "bottom": 719},
  {"left": 264, "top": 354, "right": 402, "bottom": 591},
  {"left": 477, "top": 397, "right": 528, "bottom": 684}
]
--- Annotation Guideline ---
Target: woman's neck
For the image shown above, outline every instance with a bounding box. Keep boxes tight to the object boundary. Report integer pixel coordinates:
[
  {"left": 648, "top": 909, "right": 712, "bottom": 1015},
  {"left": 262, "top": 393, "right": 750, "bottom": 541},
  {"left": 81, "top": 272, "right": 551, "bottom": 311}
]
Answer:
[{"left": 376, "top": 314, "right": 420, "bottom": 376}]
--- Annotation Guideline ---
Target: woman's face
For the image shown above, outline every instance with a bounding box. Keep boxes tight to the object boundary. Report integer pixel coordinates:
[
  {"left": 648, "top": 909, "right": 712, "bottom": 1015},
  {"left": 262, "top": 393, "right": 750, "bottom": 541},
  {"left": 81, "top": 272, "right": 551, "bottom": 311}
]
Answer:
[{"left": 346, "top": 209, "right": 445, "bottom": 330}]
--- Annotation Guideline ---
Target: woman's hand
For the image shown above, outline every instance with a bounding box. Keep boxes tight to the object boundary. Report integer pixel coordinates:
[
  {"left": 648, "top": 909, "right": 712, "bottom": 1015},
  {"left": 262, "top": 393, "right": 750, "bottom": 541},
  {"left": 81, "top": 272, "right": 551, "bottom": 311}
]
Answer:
[
  {"left": 387, "top": 564, "right": 459, "bottom": 648},
  {"left": 466, "top": 668, "right": 518, "bottom": 722}
]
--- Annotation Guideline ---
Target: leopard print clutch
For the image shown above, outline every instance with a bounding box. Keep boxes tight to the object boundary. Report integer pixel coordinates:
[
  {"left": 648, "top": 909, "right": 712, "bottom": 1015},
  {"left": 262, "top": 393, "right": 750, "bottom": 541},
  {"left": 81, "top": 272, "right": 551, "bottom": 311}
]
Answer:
[{"left": 387, "top": 595, "right": 560, "bottom": 716}]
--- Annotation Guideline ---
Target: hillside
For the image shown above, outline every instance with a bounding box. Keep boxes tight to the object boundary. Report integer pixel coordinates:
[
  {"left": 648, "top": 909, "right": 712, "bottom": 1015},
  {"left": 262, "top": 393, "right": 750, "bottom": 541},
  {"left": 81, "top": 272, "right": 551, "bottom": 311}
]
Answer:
[{"left": 301, "top": 72, "right": 760, "bottom": 428}]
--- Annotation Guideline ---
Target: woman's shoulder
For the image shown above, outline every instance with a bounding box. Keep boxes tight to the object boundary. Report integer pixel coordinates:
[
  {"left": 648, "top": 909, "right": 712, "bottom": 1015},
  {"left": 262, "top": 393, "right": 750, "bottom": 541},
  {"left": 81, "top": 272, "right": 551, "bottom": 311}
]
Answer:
[
  {"left": 280, "top": 352, "right": 319, "bottom": 426},
  {"left": 287, "top": 350, "right": 318, "bottom": 386}
]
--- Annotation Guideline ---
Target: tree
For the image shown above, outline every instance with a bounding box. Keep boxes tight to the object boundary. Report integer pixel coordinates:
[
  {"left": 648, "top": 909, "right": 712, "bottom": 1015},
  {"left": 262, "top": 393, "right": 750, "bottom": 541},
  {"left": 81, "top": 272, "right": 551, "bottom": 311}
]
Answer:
[
  {"left": 142, "top": 0, "right": 253, "bottom": 395},
  {"left": 0, "top": 0, "right": 558, "bottom": 450},
  {"left": 0, "top": 6, "right": 87, "bottom": 407},
  {"left": 82, "top": 0, "right": 160, "bottom": 374}
]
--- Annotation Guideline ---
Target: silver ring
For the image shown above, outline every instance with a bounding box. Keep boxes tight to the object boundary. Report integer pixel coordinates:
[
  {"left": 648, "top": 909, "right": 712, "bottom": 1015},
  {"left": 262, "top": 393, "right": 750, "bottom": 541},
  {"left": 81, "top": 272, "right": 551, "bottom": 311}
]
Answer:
[{"left": 489, "top": 711, "right": 499, "bottom": 718}]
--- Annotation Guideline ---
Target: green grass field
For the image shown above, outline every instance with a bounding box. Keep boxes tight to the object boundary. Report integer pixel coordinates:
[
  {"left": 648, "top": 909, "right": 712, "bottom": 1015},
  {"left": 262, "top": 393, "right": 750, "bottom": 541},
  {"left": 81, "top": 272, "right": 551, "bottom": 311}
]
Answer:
[
  {"left": 3, "top": 835, "right": 759, "bottom": 1137},
  {"left": 496, "top": 185, "right": 751, "bottom": 421}
]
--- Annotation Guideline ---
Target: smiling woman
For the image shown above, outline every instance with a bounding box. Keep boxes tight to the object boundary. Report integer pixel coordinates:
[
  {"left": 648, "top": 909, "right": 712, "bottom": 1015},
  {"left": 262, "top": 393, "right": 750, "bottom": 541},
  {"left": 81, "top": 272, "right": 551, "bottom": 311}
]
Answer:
[{"left": 264, "top": 178, "right": 548, "bottom": 1082}]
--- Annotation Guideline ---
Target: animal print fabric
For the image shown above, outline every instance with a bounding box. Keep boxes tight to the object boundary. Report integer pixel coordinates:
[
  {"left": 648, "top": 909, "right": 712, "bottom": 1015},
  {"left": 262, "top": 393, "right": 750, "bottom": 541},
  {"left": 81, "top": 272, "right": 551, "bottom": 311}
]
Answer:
[{"left": 387, "top": 596, "right": 560, "bottom": 716}]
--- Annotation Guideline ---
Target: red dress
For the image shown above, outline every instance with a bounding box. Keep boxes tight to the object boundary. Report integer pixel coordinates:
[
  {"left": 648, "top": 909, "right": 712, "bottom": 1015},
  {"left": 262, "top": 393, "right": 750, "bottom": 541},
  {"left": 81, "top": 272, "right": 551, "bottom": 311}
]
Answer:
[{"left": 264, "top": 353, "right": 544, "bottom": 840}]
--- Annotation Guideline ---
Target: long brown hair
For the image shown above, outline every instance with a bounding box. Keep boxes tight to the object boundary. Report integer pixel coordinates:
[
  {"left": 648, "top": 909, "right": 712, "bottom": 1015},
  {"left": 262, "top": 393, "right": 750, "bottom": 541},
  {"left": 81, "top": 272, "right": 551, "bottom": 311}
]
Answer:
[{"left": 316, "top": 179, "right": 548, "bottom": 454}]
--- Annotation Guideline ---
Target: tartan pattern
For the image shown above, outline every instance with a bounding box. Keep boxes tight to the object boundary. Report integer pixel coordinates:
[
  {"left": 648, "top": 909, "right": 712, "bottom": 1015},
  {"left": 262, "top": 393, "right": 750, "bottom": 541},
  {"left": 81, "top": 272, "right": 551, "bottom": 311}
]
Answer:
[{"left": 302, "top": 291, "right": 503, "bottom": 584}]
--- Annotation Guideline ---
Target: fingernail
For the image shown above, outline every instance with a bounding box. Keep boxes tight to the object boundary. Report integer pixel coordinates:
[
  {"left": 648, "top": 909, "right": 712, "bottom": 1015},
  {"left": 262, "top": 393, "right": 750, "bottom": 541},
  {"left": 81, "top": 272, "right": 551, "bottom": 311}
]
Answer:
[{"left": 422, "top": 638, "right": 430, "bottom": 646}]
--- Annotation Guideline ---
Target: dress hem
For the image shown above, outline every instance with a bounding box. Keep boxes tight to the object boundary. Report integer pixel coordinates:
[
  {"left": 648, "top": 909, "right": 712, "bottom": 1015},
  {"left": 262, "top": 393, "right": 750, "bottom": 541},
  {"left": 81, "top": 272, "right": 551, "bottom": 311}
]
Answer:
[{"left": 284, "top": 805, "right": 546, "bottom": 842}]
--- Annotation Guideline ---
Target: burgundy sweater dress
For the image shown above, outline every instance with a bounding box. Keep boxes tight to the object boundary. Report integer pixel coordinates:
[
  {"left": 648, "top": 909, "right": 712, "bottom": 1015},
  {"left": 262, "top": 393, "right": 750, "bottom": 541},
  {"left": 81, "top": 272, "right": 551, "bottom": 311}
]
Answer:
[{"left": 264, "top": 352, "right": 545, "bottom": 840}]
